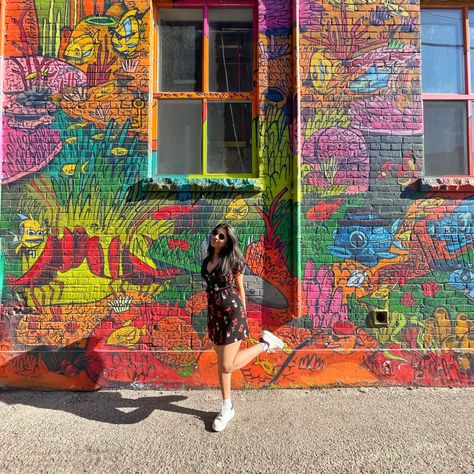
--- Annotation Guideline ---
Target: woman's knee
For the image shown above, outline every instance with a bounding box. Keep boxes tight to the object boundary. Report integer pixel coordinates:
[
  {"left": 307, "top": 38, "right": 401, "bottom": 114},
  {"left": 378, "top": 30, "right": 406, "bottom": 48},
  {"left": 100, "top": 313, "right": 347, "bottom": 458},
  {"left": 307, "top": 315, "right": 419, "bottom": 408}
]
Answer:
[{"left": 222, "top": 363, "right": 235, "bottom": 374}]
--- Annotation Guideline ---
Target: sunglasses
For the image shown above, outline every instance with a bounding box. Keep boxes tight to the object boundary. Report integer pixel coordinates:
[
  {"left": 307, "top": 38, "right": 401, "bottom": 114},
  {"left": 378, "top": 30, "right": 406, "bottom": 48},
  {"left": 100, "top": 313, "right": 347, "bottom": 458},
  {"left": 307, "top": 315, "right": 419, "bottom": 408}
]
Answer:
[{"left": 211, "top": 230, "right": 227, "bottom": 241}]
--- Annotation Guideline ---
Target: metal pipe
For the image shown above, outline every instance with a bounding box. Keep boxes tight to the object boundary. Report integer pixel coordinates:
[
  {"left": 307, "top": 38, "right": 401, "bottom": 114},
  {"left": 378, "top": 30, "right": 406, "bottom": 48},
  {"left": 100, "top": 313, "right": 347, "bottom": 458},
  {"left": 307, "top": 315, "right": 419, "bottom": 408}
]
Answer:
[{"left": 292, "top": 0, "right": 302, "bottom": 318}]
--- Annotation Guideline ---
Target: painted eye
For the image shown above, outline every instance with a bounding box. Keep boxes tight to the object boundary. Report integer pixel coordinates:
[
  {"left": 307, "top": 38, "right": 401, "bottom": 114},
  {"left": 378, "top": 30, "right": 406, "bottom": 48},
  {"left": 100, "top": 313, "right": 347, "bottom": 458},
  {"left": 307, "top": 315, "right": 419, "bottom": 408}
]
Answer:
[
  {"left": 27, "top": 229, "right": 35, "bottom": 235},
  {"left": 349, "top": 230, "right": 367, "bottom": 249},
  {"left": 460, "top": 270, "right": 471, "bottom": 283},
  {"left": 37, "top": 230, "right": 43, "bottom": 236}
]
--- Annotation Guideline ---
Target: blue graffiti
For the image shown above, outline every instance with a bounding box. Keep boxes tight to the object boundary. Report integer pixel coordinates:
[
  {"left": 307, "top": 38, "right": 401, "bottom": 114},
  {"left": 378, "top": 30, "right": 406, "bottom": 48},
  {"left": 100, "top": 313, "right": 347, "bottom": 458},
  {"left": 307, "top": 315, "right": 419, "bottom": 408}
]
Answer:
[
  {"left": 449, "top": 268, "right": 474, "bottom": 300},
  {"left": 349, "top": 66, "right": 392, "bottom": 93},
  {"left": 427, "top": 199, "right": 474, "bottom": 252},
  {"left": 328, "top": 208, "right": 406, "bottom": 267}
]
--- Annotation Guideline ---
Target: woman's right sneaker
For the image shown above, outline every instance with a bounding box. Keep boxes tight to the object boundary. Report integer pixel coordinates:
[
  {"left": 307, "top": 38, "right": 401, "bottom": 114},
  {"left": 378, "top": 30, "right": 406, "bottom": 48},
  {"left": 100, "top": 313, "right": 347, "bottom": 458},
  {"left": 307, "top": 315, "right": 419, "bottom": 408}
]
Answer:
[
  {"left": 260, "top": 330, "right": 285, "bottom": 353},
  {"left": 212, "top": 402, "right": 235, "bottom": 432}
]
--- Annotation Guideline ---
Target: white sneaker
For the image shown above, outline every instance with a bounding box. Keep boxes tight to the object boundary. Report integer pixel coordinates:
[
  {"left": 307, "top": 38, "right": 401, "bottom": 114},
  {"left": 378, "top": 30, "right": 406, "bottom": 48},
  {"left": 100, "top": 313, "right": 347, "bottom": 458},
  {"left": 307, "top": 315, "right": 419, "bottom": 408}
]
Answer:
[
  {"left": 260, "top": 330, "right": 285, "bottom": 353},
  {"left": 212, "top": 403, "right": 235, "bottom": 432}
]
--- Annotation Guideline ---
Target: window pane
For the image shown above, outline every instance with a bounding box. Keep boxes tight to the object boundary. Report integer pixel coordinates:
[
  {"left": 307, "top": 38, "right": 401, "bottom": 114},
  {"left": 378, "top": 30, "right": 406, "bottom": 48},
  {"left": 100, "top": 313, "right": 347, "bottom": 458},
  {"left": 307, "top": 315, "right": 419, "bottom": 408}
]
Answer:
[
  {"left": 207, "top": 102, "right": 252, "bottom": 174},
  {"left": 159, "top": 9, "right": 203, "bottom": 92},
  {"left": 209, "top": 9, "right": 253, "bottom": 92},
  {"left": 421, "top": 9, "right": 464, "bottom": 93},
  {"left": 423, "top": 101, "right": 468, "bottom": 176},
  {"left": 158, "top": 100, "right": 202, "bottom": 174}
]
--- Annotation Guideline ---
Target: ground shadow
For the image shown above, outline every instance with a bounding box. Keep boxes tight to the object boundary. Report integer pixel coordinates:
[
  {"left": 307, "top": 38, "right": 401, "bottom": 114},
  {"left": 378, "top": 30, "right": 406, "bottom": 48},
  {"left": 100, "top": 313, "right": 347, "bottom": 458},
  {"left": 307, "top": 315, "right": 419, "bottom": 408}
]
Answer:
[{"left": 0, "top": 390, "right": 216, "bottom": 431}]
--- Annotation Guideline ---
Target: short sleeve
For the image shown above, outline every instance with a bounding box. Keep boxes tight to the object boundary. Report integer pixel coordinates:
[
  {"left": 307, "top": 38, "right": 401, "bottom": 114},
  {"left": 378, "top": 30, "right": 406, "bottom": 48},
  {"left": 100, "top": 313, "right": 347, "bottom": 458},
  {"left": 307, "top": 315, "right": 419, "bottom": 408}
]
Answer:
[{"left": 232, "top": 262, "right": 244, "bottom": 276}]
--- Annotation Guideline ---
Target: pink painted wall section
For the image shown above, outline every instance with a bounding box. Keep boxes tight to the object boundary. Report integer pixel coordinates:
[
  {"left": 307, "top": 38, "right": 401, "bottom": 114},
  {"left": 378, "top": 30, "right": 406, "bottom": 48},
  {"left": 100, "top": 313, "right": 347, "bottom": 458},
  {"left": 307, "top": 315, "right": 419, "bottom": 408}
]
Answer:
[{"left": 0, "top": 1, "right": 472, "bottom": 390}]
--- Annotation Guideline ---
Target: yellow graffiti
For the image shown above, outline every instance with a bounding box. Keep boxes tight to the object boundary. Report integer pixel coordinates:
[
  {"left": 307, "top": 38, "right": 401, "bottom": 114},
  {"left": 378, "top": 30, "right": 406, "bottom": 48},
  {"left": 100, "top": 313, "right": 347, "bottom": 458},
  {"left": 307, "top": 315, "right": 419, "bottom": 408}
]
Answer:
[
  {"left": 15, "top": 216, "right": 45, "bottom": 254},
  {"left": 106, "top": 320, "right": 147, "bottom": 349},
  {"left": 64, "top": 32, "right": 98, "bottom": 65},
  {"left": 111, "top": 9, "right": 145, "bottom": 57},
  {"left": 226, "top": 197, "right": 249, "bottom": 220},
  {"left": 60, "top": 160, "right": 90, "bottom": 177}
]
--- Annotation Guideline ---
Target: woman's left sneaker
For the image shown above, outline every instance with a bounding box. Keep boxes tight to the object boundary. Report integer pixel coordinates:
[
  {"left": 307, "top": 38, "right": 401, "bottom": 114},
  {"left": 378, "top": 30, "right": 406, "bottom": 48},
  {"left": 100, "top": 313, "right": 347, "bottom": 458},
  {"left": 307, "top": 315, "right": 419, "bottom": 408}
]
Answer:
[{"left": 260, "top": 330, "right": 285, "bottom": 353}]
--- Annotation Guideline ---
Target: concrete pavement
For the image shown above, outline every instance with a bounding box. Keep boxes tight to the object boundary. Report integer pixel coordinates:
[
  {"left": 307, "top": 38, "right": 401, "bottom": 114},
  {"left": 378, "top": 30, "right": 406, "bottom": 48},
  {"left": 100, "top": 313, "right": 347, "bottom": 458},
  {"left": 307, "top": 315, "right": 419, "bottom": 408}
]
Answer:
[{"left": 1, "top": 387, "right": 473, "bottom": 473}]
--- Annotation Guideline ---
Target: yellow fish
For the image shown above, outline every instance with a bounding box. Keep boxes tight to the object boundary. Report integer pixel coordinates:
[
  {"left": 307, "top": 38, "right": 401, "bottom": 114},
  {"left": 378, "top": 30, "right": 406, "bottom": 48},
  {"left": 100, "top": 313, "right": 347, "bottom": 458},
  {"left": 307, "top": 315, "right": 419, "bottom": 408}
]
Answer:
[
  {"left": 111, "top": 9, "right": 146, "bottom": 57},
  {"left": 60, "top": 160, "right": 90, "bottom": 176},
  {"left": 64, "top": 136, "right": 78, "bottom": 144},
  {"left": 370, "top": 285, "right": 392, "bottom": 299},
  {"left": 64, "top": 32, "right": 98, "bottom": 65},
  {"left": 25, "top": 68, "right": 49, "bottom": 80},
  {"left": 111, "top": 147, "right": 128, "bottom": 157},
  {"left": 106, "top": 320, "right": 146, "bottom": 349},
  {"left": 15, "top": 215, "right": 45, "bottom": 254},
  {"left": 225, "top": 197, "right": 248, "bottom": 220},
  {"left": 91, "top": 133, "right": 105, "bottom": 141},
  {"left": 68, "top": 122, "right": 88, "bottom": 130},
  {"left": 96, "top": 82, "right": 115, "bottom": 99},
  {"left": 254, "top": 359, "right": 277, "bottom": 377}
]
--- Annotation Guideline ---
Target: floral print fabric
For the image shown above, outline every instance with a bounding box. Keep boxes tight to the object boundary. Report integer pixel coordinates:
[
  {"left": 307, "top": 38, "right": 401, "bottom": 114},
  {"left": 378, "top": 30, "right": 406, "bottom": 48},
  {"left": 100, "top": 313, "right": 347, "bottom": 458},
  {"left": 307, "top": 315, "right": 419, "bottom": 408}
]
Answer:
[{"left": 203, "top": 265, "right": 249, "bottom": 346}]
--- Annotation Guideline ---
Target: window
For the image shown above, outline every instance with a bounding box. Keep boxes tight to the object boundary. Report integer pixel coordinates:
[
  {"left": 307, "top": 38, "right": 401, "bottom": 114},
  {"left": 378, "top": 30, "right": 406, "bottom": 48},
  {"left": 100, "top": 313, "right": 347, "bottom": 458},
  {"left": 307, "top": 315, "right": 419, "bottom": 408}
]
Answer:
[
  {"left": 153, "top": 3, "right": 256, "bottom": 177},
  {"left": 421, "top": 6, "right": 474, "bottom": 177}
]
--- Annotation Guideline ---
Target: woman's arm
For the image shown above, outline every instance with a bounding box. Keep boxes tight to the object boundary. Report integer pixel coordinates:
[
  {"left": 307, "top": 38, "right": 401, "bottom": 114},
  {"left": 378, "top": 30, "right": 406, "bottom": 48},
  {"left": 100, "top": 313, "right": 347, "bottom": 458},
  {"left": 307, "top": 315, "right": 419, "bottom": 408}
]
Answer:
[{"left": 234, "top": 272, "right": 246, "bottom": 312}]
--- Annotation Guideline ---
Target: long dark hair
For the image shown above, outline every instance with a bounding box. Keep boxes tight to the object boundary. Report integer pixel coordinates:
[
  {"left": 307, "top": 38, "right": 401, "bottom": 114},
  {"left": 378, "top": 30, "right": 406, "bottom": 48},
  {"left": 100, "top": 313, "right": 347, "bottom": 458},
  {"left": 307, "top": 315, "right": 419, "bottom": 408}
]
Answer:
[{"left": 201, "top": 223, "right": 246, "bottom": 276}]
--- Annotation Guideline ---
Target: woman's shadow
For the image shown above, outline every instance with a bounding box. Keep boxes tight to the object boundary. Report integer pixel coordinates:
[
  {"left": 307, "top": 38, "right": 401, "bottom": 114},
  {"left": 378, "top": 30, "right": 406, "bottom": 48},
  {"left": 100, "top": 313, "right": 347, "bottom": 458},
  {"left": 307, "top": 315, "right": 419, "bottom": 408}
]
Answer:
[{"left": 0, "top": 390, "right": 217, "bottom": 431}]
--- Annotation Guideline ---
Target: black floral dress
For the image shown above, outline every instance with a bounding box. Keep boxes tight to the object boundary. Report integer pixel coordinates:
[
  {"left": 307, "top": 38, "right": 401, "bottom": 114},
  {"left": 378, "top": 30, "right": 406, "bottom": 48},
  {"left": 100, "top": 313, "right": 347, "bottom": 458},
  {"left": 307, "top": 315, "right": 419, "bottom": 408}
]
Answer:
[{"left": 202, "top": 261, "right": 249, "bottom": 346}]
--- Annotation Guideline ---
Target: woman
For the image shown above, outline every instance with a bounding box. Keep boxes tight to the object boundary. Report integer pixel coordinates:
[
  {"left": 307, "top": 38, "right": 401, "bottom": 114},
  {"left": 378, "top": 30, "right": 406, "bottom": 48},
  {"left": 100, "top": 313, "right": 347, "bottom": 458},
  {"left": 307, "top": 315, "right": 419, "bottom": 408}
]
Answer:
[{"left": 201, "top": 223, "right": 285, "bottom": 432}]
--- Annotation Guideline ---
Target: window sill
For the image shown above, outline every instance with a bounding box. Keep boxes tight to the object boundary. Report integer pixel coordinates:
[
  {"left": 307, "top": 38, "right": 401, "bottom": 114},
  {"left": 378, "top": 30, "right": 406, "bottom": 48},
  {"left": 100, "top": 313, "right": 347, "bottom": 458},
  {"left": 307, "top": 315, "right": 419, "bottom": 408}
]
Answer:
[
  {"left": 419, "top": 176, "right": 474, "bottom": 192},
  {"left": 143, "top": 177, "right": 264, "bottom": 193}
]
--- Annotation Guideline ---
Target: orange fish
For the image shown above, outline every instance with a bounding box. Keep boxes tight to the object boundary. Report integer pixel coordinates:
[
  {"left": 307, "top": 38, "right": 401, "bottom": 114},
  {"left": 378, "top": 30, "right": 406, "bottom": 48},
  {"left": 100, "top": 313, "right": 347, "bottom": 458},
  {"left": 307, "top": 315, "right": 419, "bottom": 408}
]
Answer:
[{"left": 307, "top": 197, "right": 342, "bottom": 221}]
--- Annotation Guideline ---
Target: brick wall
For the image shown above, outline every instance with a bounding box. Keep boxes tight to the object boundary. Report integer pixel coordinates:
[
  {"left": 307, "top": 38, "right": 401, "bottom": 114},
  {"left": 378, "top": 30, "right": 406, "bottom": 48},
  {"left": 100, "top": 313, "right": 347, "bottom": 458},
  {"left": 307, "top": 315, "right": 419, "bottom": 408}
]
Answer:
[{"left": 0, "top": 0, "right": 472, "bottom": 389}]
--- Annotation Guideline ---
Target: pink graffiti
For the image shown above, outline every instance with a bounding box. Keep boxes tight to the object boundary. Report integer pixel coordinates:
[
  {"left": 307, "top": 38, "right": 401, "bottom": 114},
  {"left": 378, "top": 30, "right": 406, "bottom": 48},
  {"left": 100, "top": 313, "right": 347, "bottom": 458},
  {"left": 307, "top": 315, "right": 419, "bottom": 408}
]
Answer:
[
  {"left": 1, "top": 118, "right": 61, "bottom": 184},
  {"left": 302, "top": 127, "right": 369, "bottom": 193},
  {"left": 303, "top": 262, "right": 348, "bottom": 328}
]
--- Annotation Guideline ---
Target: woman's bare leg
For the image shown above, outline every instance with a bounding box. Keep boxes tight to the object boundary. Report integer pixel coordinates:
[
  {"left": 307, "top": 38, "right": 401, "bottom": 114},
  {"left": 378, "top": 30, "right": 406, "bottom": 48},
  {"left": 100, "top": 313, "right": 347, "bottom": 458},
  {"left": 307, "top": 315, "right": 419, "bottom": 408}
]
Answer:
[{"left": 215, "top": 340, "right": 265, "bottom": 399}]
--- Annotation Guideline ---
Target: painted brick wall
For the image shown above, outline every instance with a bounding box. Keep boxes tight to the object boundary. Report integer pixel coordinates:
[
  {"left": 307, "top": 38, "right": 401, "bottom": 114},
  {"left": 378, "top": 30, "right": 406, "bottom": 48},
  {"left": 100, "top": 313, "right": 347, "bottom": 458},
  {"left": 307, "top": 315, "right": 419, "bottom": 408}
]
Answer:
[{"left": 0, "top": 0, "right": 472, "bottom": 390}]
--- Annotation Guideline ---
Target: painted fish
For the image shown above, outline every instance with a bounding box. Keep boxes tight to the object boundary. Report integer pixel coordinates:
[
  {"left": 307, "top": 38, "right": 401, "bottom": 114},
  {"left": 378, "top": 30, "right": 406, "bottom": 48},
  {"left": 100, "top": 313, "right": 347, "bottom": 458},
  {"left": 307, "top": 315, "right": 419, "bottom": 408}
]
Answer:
[
  {"left": 226, "top": 197, "right": 249, "bottom": 220},
  {"left": 111, "top": 147, "right": 128, "bottom": 156},
  {"left": 68, "top": 122, "right": 88, "bottom": 130},
  {"left": 64, "top": 32, "right": 98, "bottom": 65},
  {"left": 254, "top": 359, "right": 277, "bottom": 376},
  {"left": 307, "top": 197, "right": 342, "bottom": 221},
  {"left": 106, "top": 320, "right": 146, "bottom": 349},
  {"left": 25, "top": 68, "right": 49, "bottom": 80},
  {"left": 346, "top": 269, "right": 367, "bottom": 288},
  {"left": 64, "top": 136, "right": 78, "bottom": 144},
  {"left": 60, "top": 160, "right": 90, "bottom": 176},
  {"left": 111, "top": 9, "right": 146, "bottom": 57},
  {"left": 14, "top": 214, "right": 45, "bottom": 254},
  {"left": 91, "top": 133, "right": 105, "bottom": 141}
]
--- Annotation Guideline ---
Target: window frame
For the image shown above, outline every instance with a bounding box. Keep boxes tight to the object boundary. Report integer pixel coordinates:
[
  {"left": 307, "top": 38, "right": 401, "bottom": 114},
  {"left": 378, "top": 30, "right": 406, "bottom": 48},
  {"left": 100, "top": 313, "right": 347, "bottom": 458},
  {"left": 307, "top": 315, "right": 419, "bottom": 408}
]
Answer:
[
  {"left": 152, "top": 0, "right": 258, "bottom": 179},
  {"left": 421, "top": 3, "right": 474, "bottom": 178}
]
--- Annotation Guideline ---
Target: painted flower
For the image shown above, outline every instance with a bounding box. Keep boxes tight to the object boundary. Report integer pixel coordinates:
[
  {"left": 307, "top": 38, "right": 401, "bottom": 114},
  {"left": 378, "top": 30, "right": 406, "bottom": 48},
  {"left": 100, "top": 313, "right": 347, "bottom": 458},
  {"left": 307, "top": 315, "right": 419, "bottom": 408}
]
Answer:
[
  {"left": 401, "top": 292, "right": 416, "bottom": 307},
  {"left": 422, "top": 281, "right": 441, "bottom": 297}
]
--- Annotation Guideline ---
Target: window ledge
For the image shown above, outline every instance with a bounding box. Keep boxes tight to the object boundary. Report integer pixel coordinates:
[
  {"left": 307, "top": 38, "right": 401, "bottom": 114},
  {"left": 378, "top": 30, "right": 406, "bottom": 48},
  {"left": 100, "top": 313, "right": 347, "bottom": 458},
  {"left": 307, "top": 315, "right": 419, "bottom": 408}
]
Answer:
[
  {"left": 144, "top": 177, "right": 264, "bottom": 193},
  {"left": 419, "top": 176, "right": 474, "bottom": 192}
]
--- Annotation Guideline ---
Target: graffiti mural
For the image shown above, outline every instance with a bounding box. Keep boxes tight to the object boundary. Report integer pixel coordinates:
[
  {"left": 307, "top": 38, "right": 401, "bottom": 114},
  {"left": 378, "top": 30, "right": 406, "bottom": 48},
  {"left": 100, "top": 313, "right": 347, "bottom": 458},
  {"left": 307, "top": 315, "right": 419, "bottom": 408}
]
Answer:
[{"left": 0, "top": 0, "right": 472, "bottom": 390}]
